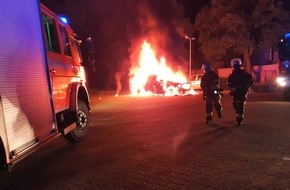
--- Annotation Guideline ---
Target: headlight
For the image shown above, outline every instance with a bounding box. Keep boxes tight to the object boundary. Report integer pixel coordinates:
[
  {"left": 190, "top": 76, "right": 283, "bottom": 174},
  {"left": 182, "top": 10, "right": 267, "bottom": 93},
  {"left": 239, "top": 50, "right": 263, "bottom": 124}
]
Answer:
[
  {"left": 80, "top": 66, "right": 86, "bottom": 82},
  {"left": 276, "top": 77, "right": 287, "bottom": 87},
  {"left": 71, "top": 66, "right": 86, "bottom": 83}
]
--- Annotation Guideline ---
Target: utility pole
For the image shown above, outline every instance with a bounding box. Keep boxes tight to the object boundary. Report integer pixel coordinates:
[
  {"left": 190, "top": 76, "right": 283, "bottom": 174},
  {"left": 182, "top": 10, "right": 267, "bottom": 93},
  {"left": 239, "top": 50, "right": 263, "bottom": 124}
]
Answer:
[{"left": 185, "top": 35, "right": 196, "bottom": 78}]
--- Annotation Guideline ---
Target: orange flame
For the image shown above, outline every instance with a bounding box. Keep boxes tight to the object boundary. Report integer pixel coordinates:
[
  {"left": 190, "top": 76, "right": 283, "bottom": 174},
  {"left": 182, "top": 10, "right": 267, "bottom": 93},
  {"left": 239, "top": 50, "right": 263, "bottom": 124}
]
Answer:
[{"left": 130, "top": 41, "right": 197, "bottom": 96}]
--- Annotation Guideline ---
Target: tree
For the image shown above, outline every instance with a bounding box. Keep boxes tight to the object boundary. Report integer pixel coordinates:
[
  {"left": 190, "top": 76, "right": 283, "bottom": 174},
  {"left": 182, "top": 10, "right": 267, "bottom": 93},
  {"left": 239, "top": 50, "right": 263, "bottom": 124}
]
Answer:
[{"left": 194, "top": 0, "right": 290, "bottom": 73}]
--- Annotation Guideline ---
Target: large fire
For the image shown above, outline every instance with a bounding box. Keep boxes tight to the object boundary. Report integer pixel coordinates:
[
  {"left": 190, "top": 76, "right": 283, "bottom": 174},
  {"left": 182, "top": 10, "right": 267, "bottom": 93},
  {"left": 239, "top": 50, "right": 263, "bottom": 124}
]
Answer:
[{"left": 129, "top": 41, "right": 197, "bottom": 96}]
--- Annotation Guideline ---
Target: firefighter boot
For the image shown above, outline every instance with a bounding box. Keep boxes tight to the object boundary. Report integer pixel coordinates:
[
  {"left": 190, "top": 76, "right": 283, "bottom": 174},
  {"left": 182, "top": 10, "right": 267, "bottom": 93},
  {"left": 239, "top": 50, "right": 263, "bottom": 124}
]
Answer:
[
  {"left": 236, "top": 114, "right": 243, "bottom": 126},
  {"left": 205, "top": 114, "right": 212, "bottom": 124}
]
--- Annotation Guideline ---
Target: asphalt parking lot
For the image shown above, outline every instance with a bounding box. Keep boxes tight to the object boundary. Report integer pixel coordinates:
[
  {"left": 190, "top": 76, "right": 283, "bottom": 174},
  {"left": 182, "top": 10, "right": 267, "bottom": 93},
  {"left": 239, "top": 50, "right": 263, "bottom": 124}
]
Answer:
[{"left": 0, "top": 90, "right": 289, "bottom": 190}]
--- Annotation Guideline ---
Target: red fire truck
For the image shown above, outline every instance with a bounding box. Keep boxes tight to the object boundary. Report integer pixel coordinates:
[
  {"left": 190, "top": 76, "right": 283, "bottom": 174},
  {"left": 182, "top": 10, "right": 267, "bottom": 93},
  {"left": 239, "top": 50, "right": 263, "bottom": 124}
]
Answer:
[{"left": 0, "top": 1, "right": 92, "bottom": 170}]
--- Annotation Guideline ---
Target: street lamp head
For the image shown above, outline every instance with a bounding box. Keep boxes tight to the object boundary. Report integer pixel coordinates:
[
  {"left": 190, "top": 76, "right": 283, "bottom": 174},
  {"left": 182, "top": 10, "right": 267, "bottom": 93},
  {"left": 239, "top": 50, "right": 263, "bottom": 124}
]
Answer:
[{"left": 185, "top": 35, "right": 195, "bottom": 40}]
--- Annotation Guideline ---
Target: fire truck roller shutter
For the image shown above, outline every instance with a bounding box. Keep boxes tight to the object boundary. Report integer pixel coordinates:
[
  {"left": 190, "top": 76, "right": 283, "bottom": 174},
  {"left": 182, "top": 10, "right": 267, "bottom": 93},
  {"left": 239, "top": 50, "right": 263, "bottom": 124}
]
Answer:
[
  {"left": 0, "top": 96, "right": 9, "bottom": 170},
  {"left": 0, "top": 0, "right": 56, "bottom": 159}
]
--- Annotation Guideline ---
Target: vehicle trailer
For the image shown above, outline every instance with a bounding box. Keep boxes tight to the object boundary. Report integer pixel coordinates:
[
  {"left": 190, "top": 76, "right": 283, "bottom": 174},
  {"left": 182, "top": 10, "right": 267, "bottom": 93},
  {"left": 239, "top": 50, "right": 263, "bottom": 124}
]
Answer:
[
  {"left": 277, "top": 33, "right": 290, "bottom": 101},
  {"left": 0, "top": 1, "right": 91, "bottom": 171}
]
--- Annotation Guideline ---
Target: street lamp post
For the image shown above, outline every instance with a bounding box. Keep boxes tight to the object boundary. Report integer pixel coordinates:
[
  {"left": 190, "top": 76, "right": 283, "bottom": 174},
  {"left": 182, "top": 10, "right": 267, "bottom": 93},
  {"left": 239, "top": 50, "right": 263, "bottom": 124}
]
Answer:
[{"left": 185, "top": 35, "right": 195, "bottom": 78}]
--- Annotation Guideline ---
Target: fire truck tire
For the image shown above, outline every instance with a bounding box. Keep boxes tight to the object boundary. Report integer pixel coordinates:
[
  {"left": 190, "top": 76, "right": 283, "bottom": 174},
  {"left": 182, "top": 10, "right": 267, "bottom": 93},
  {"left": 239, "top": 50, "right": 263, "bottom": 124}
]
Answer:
[{"left": 64, "top": 99, "right": 90, "bottom": 142}]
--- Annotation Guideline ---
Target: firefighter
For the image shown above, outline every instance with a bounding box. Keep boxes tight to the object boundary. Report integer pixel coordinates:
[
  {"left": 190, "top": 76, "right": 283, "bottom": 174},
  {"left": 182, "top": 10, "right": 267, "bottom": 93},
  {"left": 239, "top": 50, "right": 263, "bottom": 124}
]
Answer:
[
  {"left": 200, "top": 61, "right": 223, "bottom": 124},
  {"left": 228, "top": 58, "right": 254, "bottom": 126}
]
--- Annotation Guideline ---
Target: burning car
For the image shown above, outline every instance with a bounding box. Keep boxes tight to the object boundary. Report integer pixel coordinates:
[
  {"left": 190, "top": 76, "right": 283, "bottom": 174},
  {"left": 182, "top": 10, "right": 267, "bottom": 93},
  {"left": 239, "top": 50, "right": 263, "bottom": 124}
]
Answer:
[
  {"left": 129, "top": 40, "right": 198, "bottom": 96},
  {"left": 145, "top": 75, "right": 165, "bottom": 94}
]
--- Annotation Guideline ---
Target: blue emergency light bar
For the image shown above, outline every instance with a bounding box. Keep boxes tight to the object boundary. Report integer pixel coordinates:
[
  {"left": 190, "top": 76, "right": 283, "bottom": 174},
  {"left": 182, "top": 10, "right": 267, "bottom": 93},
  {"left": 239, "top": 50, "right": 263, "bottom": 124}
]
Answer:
[{"left": 60, "top": 16, "right": 68, "bottom": 24}]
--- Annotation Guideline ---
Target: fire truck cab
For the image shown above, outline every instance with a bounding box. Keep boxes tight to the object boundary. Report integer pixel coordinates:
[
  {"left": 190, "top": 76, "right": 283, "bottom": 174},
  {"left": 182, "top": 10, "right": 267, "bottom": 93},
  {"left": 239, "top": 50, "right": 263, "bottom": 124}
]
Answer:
[{"left": 0, "top": 1, "right": 91, "bottom": 170}]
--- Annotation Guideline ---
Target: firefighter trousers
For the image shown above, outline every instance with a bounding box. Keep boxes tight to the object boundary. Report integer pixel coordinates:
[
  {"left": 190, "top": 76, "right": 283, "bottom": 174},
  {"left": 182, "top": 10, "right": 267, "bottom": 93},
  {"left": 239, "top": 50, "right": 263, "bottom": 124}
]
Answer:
[
  {"left": 205, "top": 95, "right": 222, "bottom": 121},
  {"left": 232, "top": 95, "right": 247, "bottom": 123}
]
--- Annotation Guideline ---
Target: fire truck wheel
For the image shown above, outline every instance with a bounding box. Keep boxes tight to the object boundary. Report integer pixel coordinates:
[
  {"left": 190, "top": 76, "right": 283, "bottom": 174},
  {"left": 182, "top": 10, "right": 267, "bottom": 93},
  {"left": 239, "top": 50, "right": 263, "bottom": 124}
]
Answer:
[{"left": 64, "top": 99, "right": 90, "bottom": 142}]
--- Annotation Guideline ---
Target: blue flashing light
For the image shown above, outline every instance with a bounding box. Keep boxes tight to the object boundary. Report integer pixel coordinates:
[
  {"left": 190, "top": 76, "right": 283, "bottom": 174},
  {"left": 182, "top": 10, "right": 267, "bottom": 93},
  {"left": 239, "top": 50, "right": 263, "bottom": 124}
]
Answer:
[
  {"left": 283, "top": 61, "right": 289, "bottom": 68},
  {"left": 60, "top": 16, "right": 68, "bottom": 24},
  {"left": 285, "top": 33, "right": 290, "bottom": 39}
]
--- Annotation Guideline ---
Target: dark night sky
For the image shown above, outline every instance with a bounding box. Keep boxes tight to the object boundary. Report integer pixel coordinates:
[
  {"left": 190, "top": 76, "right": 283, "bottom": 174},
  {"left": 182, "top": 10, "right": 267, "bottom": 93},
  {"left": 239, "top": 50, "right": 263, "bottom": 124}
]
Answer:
[
  {"left": 42, "top": 0, "right": 209, "bottom": 22},
  {"left": 180, "top": 0, "right": 211, "bottom": 22}
]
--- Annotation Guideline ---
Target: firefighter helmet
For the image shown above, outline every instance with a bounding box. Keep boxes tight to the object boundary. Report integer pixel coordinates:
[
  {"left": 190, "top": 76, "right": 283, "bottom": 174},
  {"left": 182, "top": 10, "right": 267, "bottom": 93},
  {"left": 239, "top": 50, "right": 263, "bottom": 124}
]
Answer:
[{"left": 231, "top": 58, "right": 242, "bottom": 68}]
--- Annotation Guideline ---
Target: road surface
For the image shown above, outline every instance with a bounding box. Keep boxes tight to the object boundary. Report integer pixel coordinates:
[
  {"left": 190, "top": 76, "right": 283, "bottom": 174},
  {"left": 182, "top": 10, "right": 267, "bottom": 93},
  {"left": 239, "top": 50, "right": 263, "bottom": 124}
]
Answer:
[{"left": 0, "top": 90, "right": 289, "bottom": 190}]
